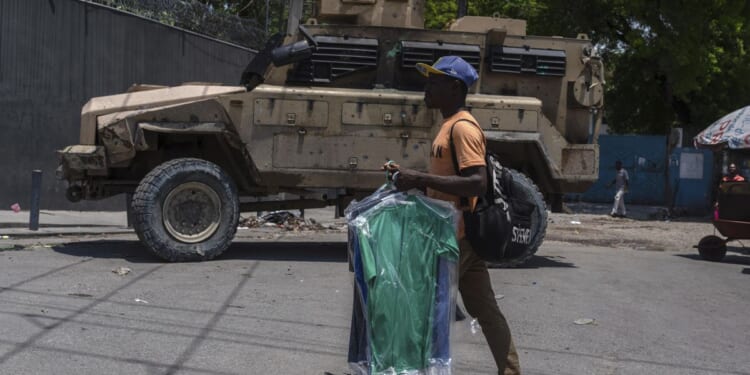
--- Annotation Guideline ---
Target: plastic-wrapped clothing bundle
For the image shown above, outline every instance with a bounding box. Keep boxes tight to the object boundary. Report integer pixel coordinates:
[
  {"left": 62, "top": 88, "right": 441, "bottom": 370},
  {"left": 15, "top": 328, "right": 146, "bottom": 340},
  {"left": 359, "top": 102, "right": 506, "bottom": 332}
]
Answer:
[
  {"left": 346, "top": 186, "right": 402, "bottom": 370},
  {"left": 346, "top": 187, "right": 459, "bottom": 375}
]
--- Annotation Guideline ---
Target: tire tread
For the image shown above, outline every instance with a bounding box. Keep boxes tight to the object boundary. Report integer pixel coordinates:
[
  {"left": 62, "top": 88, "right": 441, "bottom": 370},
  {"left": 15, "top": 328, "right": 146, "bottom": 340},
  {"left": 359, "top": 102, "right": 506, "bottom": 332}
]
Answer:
[{"left": 131, "top": 158, "right": 238, "bottom": 262}]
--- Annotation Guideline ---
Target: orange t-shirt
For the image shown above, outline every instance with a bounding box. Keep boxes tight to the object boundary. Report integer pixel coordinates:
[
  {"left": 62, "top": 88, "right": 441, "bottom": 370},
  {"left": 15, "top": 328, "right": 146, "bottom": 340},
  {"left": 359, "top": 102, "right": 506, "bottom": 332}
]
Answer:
[
  {"left": 722, "top": 175, "right": 745, "bottom": 182},
  {"left": 426, "top": 111, "right": 486, "bottom": 238}
]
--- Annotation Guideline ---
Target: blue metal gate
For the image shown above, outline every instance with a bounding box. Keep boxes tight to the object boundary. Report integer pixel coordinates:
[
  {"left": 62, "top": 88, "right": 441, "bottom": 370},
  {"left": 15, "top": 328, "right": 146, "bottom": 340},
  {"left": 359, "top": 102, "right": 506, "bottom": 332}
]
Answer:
[
  {"left": 579, "top": 135, "right": 668, "bottom": 205},
  {"left": 669, "top": 148, "right": 714, "bottom": 212},
  {"left": 572, "top": 135, "right": 714, "bottom": 212}
]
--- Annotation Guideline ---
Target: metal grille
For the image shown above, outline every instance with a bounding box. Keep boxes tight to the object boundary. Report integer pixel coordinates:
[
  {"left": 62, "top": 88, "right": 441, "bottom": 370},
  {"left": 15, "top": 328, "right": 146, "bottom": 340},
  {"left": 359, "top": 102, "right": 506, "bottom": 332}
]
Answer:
[
  {"left": 490, "top": 46, "right": 566, "bottom": 76},
  {"left": 400, "top": 41, "right": 481, "bottom": 70},
  {"left": 288, "top": 36, "right": 378, "bottom": 83}
]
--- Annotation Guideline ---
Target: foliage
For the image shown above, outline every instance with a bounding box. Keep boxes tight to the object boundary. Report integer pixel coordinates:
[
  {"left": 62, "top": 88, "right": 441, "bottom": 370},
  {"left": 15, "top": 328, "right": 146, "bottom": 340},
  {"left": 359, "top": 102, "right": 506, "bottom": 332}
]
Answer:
[
  {"left": 431, "top": 0, "right": 750, "bottom": 135},
  {"left": 531, "top": 0, "right": 750, "bottom": 134}
]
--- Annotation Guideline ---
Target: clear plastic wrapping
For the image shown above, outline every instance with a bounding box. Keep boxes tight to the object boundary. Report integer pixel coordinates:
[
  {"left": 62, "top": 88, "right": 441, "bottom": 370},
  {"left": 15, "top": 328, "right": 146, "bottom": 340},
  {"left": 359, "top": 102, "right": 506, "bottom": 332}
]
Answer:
[{"left": 346, "top": 186, "right": 460, "bottom": 375}]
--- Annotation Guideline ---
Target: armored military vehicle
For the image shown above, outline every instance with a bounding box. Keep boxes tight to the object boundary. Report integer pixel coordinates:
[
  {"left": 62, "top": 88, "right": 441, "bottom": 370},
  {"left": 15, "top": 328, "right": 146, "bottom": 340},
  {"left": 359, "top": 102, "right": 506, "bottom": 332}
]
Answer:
[{"left": 58, "top": 0, "right": 604, "bottom": 264}]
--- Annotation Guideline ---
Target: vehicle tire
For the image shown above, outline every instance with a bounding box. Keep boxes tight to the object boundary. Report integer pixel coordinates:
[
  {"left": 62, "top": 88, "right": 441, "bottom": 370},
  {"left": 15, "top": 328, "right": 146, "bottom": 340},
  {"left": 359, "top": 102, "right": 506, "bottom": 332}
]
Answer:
[
  {"left": 132, "top": 158, "right": 239, "bottom": 262},
  {"left": 487, "top": 168, "right": 548, "bottom": 268},
  {"left": 697, "top": 235, "right": 726, "bottom": 262}
]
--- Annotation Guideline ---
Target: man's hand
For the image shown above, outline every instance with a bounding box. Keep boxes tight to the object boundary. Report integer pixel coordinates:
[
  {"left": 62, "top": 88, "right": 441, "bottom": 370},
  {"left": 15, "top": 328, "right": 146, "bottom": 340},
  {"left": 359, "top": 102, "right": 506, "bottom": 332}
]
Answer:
[
  {"left": 381, "top": 162, "right": 424, "bottom": 191},
  {"left": 382, "top": 161, "right": 400, "bottom": 174},
  {"left": 392, "top": 168, "right": 424, "bottom": 191}
]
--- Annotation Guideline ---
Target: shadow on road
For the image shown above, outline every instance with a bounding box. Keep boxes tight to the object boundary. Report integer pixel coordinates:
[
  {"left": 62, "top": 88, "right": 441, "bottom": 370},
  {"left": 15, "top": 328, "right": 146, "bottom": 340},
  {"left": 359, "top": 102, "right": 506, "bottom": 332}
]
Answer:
[
  {"left": 52, "top": 239, "right": 348, "bottom": 263},
  {"left": 492, "top": 255, "right": 577, "bottom": 269},
  {"left": 52, "top": 240, "right": 162, "bottom": 262},
  {"left": 53, "top": 239, "right": 576, "bottom": 267},
  {"left": 220, "top": 241, "right": 347, "bottom": 262},
  {"left": 674, "top": 253, "right": 750, "bottom": 266}
]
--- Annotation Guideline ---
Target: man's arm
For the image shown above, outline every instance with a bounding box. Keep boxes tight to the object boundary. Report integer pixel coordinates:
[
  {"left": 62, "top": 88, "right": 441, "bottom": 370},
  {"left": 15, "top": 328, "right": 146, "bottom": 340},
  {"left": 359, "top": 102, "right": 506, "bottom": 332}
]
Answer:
[
  {"left": 387, "top": 165, "right": 487, "bottom": 197},
  {"left": 624, "top": 170, "right": 630, "bottom": 188}
]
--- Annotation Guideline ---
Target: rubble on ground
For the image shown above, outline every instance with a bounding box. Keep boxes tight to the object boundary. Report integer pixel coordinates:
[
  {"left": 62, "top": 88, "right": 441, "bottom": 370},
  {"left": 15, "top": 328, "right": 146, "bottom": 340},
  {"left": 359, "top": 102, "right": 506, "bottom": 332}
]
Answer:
[{"left": 238, "top": 211, "right": 335, "bottom": 232}]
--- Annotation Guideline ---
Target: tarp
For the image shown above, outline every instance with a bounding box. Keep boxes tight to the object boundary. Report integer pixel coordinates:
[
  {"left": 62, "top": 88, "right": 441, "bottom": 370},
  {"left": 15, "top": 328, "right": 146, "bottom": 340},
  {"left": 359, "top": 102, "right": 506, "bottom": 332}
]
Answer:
[{"left": 694, "top": 106, "right": 750, "bottom": 149}]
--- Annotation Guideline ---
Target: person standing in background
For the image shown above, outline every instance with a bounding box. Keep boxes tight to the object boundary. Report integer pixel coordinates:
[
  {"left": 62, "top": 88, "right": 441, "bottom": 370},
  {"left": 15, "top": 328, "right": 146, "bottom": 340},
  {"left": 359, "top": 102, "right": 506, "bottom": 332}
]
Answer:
[{"left": 607, "top": 160, "right": 629, "bottom": 218}]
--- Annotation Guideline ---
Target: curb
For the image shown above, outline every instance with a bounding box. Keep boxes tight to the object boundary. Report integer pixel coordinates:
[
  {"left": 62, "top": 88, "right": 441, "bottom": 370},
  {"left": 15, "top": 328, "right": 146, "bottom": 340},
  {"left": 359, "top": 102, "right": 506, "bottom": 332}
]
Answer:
[{"left": 0, "top": 229, "right": 134, "bottom": 239}]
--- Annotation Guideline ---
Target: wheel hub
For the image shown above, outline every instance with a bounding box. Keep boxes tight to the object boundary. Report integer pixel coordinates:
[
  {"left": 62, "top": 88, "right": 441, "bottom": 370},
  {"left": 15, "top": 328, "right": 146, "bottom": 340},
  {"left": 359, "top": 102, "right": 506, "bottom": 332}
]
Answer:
[{"left": 162, "top": 182, "right": 222, "bottom": 243}]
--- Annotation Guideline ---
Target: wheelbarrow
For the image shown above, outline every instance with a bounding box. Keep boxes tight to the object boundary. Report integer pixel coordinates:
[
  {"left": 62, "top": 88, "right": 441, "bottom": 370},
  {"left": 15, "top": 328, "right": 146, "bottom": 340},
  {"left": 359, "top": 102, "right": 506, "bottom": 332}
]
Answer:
[{"left": 696, "top": 182, "right": 750, "bottom": 261}]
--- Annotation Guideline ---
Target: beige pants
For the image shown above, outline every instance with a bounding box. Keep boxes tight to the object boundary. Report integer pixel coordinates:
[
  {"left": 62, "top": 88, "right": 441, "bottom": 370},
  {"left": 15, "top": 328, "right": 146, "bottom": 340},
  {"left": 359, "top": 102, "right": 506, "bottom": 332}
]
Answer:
[
  {"left": 611, "top": 188, "right": 626, "bottom": 216},
  {"left": 459, "top": 239, "right": 521, "bottom": 375}
]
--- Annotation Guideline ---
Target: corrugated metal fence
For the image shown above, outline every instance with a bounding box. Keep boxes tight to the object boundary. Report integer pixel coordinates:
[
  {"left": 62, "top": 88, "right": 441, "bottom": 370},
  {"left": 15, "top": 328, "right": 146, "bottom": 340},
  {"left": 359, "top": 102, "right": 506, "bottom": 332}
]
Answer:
[
  {"left": 573, "top": 135, "right": 714, "bottom": 213},
  {"left": 0, "top": 0, "right": 256, "bottom": 209},
  {"left": 578, "top": 135, "right": 669, "bottom": 205}
]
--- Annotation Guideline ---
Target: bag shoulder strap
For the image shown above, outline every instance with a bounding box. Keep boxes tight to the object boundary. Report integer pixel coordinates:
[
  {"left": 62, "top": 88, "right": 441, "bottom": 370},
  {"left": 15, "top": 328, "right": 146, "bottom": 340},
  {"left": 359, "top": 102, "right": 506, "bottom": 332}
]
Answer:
[
  {"left": 448, "top": 118, "right": 482, "bottom": 176},
  {"left": 449, "top": 118, "right": 483, "bottom": 207}
]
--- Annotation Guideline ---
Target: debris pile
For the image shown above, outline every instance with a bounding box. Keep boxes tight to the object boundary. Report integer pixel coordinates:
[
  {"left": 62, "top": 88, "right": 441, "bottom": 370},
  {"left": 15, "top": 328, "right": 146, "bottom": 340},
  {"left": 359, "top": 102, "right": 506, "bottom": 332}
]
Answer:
[
  {"left": 238, "top": 216, "right": 263, "bottom": 228},
  {"left": 238, "top": 211, "right": 331, "bottom": 231},
  {"left": 281, "top": 216, "right": 325, "bottom": 231}
]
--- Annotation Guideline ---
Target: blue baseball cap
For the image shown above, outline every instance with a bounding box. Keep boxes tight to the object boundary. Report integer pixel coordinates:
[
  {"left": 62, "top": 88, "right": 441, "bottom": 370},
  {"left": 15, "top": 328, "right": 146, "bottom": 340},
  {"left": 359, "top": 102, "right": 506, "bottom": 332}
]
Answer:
[{"left": 416, "top": 56, "right": 479, "bottom": 88}]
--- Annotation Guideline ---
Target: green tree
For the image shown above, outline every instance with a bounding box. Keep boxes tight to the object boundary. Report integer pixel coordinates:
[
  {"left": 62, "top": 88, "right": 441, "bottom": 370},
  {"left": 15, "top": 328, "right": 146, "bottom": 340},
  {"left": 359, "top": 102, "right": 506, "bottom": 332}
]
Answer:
[
  {"left": 426, "top": 0, "right": 750, "bottom": 134},
  {"left": 425, "top": 0, "right": 542, "bottom": 30},
  {"left": 526, "top": 0, "right": 750, "bottom": 134},
  {"left": 424, "top": 0, "right": 456, "bottom": 29}
]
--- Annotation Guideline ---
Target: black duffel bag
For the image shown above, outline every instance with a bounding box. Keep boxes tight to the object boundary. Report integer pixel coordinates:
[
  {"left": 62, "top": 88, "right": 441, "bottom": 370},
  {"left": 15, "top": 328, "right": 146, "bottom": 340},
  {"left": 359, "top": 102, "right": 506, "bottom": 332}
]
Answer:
[{"left": 450, "top": 120, "right": 540, "bottom": 263}]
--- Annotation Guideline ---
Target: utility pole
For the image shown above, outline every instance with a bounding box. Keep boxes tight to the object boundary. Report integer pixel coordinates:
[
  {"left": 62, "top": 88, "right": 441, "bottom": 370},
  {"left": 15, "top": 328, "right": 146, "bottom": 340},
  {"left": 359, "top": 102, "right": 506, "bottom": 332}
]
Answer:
[
  {"left": 287, "top": 0, "right": 304, "bottom": 35},
  {"left": 457, "top": 0, "right": 467, "bottom": 18},
  {"left": 265, "top": 0, "right": 270, "bottom": 34}
]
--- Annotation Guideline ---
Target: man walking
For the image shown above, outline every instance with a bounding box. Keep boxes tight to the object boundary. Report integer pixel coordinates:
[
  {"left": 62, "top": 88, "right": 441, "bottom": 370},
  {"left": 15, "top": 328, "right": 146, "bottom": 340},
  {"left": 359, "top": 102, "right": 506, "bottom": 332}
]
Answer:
[
  {"left": 607, "top": 160, "right": 629, "bottom": 218},
  {"left": 384, "top": 56, "right": 521, "bottom": 375}
]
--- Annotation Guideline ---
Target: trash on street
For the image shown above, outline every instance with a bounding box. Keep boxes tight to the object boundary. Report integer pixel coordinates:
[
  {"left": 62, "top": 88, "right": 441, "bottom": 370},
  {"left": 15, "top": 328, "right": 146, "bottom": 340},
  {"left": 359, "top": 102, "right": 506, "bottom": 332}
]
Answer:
[
  {"left": 112, "top": 266, "right": 131, "bottom": 276},
  {"left": 261, "top": 211, "right": 296, "bottom": 224},
  {"left": 574, "top": 318, "right": 596, "bottom": 325}
]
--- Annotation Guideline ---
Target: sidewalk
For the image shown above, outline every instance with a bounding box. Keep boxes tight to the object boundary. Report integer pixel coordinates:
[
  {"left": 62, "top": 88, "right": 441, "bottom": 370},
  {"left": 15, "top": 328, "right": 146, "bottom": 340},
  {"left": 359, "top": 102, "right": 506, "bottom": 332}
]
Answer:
[
  {"left": 1, "top": 203, "right": 706, "bottom": 240},
  {"left": 0, "top": 210, "right": 132, "bottom": 238},
  {"left": 564, "top": 201, "right": 712, "bottom": 221},
  {"left": 0, "top": 207, "right": 344, "bottom": 238}
]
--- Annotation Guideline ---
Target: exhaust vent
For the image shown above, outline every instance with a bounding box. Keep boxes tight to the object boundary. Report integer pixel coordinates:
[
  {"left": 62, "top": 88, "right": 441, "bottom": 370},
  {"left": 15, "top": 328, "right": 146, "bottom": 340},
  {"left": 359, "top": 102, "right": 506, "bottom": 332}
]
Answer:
[
  {"left": 288, "top": 36, "right": 378, "bottom": 83},
  {"left": 490, "top": 46, "right": 566, "bottom": 76},
  {"left": 400, "top": 41, "right": 481, "bottom": 71}
]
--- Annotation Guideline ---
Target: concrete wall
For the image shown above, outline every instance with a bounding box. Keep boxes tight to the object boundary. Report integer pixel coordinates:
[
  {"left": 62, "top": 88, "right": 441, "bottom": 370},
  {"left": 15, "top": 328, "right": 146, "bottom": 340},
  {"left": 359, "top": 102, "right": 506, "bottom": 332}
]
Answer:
[{"left": 0, "top": 0, "right": 256, "bottom": 210}]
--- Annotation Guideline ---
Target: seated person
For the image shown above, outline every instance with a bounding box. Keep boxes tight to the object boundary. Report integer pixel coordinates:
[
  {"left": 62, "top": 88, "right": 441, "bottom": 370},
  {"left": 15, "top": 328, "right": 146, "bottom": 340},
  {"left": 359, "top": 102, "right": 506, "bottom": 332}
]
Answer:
[
  {"left": 721, "top": 163, "right": 745, "bottom": 183},
  {"left": 716, "top": 163, "right": 749, "bottom": 221}
]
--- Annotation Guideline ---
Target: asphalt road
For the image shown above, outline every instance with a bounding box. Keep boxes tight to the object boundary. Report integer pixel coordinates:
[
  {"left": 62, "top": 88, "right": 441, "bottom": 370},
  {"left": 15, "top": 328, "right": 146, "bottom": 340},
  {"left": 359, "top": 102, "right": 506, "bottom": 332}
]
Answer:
[{"left": 0, "top": 233, "right": 749, "bottom": 375}]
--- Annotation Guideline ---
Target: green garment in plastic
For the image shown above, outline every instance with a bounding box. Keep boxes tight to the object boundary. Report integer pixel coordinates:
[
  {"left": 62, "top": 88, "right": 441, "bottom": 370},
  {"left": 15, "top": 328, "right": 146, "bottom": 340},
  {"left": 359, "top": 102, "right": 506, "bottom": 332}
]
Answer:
[{"left": 356, "top": 195, "right": 459, "bottom": 374}]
